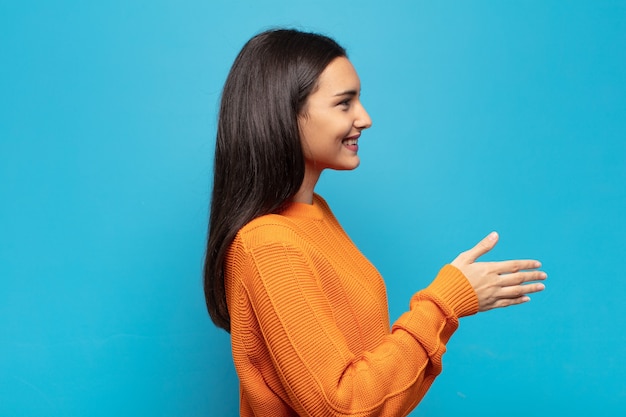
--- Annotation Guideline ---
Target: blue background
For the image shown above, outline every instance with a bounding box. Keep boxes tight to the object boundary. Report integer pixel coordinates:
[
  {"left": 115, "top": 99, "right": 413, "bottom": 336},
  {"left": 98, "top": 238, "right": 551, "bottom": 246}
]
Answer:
[{"left": 1, "top": 0, "right": 625, "bottom": 415}]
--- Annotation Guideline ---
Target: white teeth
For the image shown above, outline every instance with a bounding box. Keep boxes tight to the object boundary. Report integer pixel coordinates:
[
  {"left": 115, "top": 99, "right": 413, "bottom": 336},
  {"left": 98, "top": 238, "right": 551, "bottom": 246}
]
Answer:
[{"left": 343, "top": 139, "right": 357, "bottom": 145}]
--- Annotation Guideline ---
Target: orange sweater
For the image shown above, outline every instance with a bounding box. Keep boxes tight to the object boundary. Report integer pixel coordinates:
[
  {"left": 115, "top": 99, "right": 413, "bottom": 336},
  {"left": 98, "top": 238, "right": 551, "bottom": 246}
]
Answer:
[{"left": 225, "top": 194, "right": 479, "bottom": 417}]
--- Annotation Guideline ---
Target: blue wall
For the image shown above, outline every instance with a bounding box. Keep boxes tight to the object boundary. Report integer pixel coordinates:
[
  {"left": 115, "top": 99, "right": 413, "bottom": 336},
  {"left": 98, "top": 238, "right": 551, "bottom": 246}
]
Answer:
[{"left": 1, "top": 1, "right": 625, "bottom": 415}]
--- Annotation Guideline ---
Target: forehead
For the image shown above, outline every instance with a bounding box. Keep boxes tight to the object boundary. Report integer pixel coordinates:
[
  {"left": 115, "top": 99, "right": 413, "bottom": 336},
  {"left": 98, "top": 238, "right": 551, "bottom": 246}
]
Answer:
[{"left": 315, "top": 57, "right": 361, "bottom": 92}]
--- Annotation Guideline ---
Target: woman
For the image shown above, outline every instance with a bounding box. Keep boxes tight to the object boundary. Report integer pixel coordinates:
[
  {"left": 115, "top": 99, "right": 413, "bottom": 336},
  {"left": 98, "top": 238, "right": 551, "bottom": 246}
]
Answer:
[{"left": 204, "top": 28, "right": 546, "bottom": 417}]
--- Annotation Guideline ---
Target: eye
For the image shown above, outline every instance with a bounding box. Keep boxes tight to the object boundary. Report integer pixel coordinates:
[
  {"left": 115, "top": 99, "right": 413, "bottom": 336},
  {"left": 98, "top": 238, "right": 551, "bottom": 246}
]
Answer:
[{"left": 338, "top": 98, "right": 351, "bottom": 108}]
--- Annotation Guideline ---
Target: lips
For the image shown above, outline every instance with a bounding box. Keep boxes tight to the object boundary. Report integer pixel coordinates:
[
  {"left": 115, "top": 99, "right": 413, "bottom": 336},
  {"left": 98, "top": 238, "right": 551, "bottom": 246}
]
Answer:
[
  {"left": 342, "top": 133, "right": 360, "bottom": 146},
  {"left": 342, "top": 133, "right": 360, "bottom": 152}
]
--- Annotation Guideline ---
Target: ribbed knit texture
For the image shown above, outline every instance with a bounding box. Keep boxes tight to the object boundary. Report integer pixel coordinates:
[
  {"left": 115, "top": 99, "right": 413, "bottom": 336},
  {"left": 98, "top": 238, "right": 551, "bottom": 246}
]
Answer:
[{"left": 225, "top": 194, "right": 479, "bottom": 417}]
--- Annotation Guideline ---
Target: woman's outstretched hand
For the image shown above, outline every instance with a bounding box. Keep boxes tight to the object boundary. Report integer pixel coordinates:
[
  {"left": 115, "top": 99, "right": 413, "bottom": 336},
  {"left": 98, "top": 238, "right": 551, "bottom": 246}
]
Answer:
[{"left": 451, "top": 232, "right": 546, "bottom": 312}]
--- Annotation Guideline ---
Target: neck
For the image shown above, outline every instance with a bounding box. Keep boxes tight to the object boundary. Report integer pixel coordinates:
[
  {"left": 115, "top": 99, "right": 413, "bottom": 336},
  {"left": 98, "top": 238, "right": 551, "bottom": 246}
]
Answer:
[{"left": 292, "top": 165, "right": 321, "bottom": 204}]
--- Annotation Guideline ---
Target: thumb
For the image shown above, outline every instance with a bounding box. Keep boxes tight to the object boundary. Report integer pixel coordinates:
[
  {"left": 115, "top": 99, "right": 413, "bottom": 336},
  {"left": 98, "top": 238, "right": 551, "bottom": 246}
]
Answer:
[{"left": 464, "top": 231, "right": 499, "bottom": 263}]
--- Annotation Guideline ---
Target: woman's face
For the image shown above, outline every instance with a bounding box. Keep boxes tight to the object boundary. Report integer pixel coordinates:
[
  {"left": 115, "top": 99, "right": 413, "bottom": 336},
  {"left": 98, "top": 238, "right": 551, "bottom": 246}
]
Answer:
[{"left": 298, "top": 57, "right": 372, "bottom": 178}]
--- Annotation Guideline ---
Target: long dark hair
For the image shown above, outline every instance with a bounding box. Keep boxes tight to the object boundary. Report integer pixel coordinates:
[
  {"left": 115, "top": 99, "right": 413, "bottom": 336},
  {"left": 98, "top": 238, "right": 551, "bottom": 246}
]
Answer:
[{"left": 204, "top": 29, "right": 347, "bottom": 332}]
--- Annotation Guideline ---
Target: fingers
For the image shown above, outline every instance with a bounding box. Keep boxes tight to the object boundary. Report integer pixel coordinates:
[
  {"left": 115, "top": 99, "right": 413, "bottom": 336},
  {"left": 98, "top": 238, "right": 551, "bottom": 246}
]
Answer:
[
  {"left": 480, "top": 272, "right": 546, "bottom": 311},
  {"left": 497, "top": 270, "right": 547, "bottom": 287},
  {"left": 450, "top": 231, "right": 547, "bottom": 312},
  {"left": 461, "top": 231, "right": 499, "bottom": 263},
  {"left": 500, "top": 283, "right": 546, "bottom": 301},
  {"left": 474, "top": 266, "right": 547, "bottom": 312},
  {"left": 496, "top": 269, "right": 546, "bottom": 300},
  {"left": 489, "top": 295, "right": 532, "bottom": 310},
  {"left": 480, "top": 281, "right": 546, "bottom": 311},
  {"left": 490, "top": 259, "right": 542, "bottom": 275}
]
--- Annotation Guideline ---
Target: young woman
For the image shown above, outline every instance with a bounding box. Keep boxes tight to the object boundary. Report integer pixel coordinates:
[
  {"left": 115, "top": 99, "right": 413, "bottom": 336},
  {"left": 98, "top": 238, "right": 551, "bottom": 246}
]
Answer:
[{"left": 204, "top": 28, "right": 546, "bottom": 417}]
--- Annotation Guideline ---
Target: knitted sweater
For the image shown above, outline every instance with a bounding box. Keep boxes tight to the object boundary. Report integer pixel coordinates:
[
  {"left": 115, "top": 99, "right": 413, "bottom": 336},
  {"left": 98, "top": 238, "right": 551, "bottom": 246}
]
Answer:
[{"left": 224, "top": 194, "right": 479, "bottom": 417}]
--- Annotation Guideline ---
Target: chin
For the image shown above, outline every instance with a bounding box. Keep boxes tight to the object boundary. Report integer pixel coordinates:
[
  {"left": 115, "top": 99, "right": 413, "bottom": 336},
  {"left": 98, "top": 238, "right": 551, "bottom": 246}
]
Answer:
[{"left": 335, "top": 160, "right": 360, "bottom": 171}]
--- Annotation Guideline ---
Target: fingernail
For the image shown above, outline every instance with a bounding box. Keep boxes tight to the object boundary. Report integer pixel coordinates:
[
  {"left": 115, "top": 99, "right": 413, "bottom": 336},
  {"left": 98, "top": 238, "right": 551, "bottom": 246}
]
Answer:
[{"left": 488, "top": 231, "right": 498, "bottom": 241}]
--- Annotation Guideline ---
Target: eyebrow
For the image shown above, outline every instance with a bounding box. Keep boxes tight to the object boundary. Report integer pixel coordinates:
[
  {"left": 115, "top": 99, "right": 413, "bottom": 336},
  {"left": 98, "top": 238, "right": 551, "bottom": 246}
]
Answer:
[{"left": 333, "top": 89, "right": 358, "bottom": 97}]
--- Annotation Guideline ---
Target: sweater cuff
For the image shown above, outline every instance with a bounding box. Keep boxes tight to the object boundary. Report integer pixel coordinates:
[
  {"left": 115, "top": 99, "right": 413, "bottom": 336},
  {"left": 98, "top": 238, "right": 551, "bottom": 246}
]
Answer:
[{"left": 425, "top": 264, "right": 479, "bottom": 318}]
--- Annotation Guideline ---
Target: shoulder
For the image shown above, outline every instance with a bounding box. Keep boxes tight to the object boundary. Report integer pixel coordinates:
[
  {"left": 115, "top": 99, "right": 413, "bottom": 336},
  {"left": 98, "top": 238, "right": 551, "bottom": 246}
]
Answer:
[
  {"left": 227, "top": 214, "right": 316, "bottom": 287},
  {"left": 234, "top": 194, "right": 334, "bottom": 251},
  {"left": 236, "top": 213, "right": 304, "bottom": 250}
]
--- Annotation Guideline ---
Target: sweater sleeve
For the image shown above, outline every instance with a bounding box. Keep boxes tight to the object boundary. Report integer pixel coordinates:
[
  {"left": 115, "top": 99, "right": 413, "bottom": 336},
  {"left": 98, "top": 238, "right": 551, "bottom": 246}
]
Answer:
[{"left": 228, "top": 237, "right": 478, "bottom": 417}]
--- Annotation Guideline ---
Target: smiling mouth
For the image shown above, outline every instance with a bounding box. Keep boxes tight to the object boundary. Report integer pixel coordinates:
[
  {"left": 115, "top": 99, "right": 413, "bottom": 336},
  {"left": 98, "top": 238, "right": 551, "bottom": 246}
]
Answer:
[{"left": 342, "top": 133, "right": 360, "bottom": 146}]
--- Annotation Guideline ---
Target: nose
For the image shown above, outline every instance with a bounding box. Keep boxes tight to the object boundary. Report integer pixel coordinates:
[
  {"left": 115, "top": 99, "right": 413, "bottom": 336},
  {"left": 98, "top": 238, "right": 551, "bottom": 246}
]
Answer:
[{"left": 355, "top": 102, "right": 372, "bottom": 130}]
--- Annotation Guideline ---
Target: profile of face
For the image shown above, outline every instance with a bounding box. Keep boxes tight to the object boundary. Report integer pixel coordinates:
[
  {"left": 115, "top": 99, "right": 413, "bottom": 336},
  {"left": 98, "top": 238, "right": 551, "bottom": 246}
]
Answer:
[{"left": 298, "top": 57, "right": 372, "bottom": 179}]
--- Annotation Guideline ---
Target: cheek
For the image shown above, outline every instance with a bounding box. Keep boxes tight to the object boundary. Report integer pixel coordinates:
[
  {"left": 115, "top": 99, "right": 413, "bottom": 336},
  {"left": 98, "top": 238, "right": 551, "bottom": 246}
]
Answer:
[
  {"left": 337, "top": 115, "right": 355, "bottom": 135},
  {"left": 321, "top": 117, "right": 350, "bottom": 142}
]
